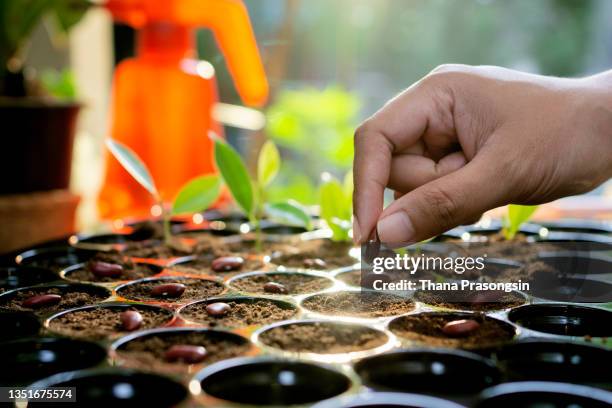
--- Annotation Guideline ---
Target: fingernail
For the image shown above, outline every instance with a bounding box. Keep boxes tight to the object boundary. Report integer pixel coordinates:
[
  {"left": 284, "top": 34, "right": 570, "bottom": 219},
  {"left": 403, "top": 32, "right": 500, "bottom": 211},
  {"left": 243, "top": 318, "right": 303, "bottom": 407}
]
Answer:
[
  {"left": 352, "top": 216, "right": 361, "bottom": 244},
  {"left": 377, "top": 212, "right": 415, "bottom": 244}
]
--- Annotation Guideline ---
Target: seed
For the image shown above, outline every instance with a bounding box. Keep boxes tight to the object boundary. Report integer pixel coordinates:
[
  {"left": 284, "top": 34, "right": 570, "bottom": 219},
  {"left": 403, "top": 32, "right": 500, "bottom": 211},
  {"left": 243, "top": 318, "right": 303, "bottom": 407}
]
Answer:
[
  {"left": 90, "top": 261, "right": 124, "bottom": 278},
  {"left": 120, "top": 310, "right": 143, "bottom": 331},
  {"left": 211, "top": 256, "right": 244, "bottom": 272},
  {"left": 263, "top": 282, "right": 288, "bottom": 294},
  {"left": 303, "top": 258, "right": 327, "bottom": 269},
  {"left": 23, "top": 294, "right": 62, "bottom": 308},
  {"left": 205, "top": 302, "right": 231, "bottom": 317},
  {"left": 150, "top": 283, "right": 186, "bottom": 298},
  {"left": 442, "top": 319, "right": 480, "bottom": 337},
  {"left": 164, "top": 344, "right": 207, "bottom": 364}
]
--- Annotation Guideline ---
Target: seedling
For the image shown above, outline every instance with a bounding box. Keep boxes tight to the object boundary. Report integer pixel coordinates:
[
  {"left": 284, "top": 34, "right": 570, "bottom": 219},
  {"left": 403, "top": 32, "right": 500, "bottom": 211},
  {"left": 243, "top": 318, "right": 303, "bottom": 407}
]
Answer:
[
  {"left": 106, "top": 139, "right": 221, "bottom": 244},
  {"left": 212, "top": 135, "right": 311, "bottom": 250},
  {"left": 319, "top": 171, "right": 353, "bottom": 242},
  {"left": 502, "top": 204, "right": 538, "bottom": 240}
]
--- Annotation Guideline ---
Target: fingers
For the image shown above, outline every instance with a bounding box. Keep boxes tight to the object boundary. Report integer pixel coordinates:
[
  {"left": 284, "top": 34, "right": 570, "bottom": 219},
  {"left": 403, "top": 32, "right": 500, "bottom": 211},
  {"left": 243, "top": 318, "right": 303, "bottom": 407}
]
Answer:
[
  {"left": 376, "top": 154, "right": 507, "bottom": 244},
  {"left": 387, "top": 151, "right": 467, "bottom": 192},
  {"left": 353, "top": 85, "right": 435, "bottom": 243}
]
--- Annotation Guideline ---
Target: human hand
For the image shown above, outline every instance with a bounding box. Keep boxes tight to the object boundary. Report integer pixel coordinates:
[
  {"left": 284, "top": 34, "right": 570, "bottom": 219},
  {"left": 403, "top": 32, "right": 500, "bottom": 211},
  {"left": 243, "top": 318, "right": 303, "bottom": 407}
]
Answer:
[{"left": 353, "top": 64, "right": 612, "bottom": 244}]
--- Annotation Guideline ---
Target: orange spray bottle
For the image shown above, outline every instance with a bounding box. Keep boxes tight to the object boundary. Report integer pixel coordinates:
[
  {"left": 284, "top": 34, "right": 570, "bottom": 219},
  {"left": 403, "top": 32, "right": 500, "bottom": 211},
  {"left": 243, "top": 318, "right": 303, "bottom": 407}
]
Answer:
[{"left": 98, "top": 0, "right": 268, "bottom": 220}]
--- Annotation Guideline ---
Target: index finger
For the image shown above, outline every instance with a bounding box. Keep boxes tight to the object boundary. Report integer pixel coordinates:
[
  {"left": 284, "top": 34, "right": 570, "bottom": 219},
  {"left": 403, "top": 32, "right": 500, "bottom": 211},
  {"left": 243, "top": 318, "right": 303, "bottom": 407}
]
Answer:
[{"left": 352, "top": 83, "right": 435, "bottom": 243}]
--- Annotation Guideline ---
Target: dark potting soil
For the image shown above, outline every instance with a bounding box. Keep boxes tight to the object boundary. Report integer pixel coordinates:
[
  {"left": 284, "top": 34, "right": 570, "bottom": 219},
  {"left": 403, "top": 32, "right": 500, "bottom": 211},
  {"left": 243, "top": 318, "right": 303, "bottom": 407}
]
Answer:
[
  {"left": 0, "top": 287, "right": 107, "bottom": 316},
  {"left": 259, "top": 322, "right": 388, "bottom": 354},
  {"left": 271, "top": 239, "right": 357, "bottom": 270},
  {"left": 180, "top": 299, "right": 297, "bottom": 328},
  {"left": 302, "top": 291, "right": 415, "bottom": 318},
  {"left": 230, "top": 273, "right": 333, "bottom": 295},
  {"left": 117, "top": 278, "right": 224, "bottom": 303},
  {"left": 116, "top": 331, "right": 251, "bottom": 369},
  {"left": 389, "top": 313, "right": 515, "bottom": 349},
  {"left": 67, "top": 253, "right": 160, "bottom": 282},
  {"left": 415, "top": 290, "right": 526, "bottom": 311},
  {"left": 48, "top": 306, "right": 173, "bottom": 340},
  {"left": 452, "top": 239, "right": 563, "bottom": 263}
]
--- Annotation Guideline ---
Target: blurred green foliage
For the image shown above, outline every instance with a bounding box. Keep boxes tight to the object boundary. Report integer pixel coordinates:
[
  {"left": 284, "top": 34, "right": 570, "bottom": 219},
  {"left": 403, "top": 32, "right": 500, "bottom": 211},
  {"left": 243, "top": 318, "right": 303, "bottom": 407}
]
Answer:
[
  {"left": 40, "top": 68, "right": 77, "bottom": 99},
  {"left": 264, "top": 86, "right": 360, "bottom": 204}
]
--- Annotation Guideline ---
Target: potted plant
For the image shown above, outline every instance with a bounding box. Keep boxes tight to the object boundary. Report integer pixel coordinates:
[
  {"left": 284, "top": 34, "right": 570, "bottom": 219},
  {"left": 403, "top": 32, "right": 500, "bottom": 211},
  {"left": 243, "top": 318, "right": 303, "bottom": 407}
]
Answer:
[{"left": 0, "top": 0, "right": 90, "bottom": 194}]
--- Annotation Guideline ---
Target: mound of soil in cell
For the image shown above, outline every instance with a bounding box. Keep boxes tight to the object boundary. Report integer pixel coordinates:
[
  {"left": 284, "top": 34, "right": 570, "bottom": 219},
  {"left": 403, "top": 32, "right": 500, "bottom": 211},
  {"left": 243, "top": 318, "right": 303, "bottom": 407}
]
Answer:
[
  {"left": 67, "top": 253, "right": 160, "bottom": 282},
  {"left": 259, "top": 321, "right": 388, "bottom": 354},
  {"left": 230, "top": 273, "right": 333, "bottom": 295},
  {"left": 180, "top": 299, "right": 297, "bottom": 328},
  {"left": 389, "top": 313, "right": 515, "bottom": 349},
  {"left": 117, "top": 278, "right": 224, "bottom": 303},
  {"left": 271, "top": 240, "right": 357, "bottom": 270},
  {"left": 49, "top": 306, "right": 173, "bottom": 339},
  {"left": 415, "top": 290, "right": 526, "bottom": 311},
  {"left": 1, "top": 287, "right": 107, "bottom": 316},
  {"left": 302, "top": 291, "right": 415, "bottom": 318}
]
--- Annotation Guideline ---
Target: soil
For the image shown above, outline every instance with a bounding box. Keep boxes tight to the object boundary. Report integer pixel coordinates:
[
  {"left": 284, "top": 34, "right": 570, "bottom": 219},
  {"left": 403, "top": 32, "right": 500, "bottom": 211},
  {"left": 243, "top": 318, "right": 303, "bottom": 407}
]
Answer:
[
  {"left": 336, "top": 270, "right": 361, "bottom": 287},
  {"left": 446, "top": 239, "right": 563, "bottom": 263},
  {"left": 230, "top": 273, "right": 333, "bottom": 295},
  {"left": 302, "top": 291, "right": 415, "bottom": 318},
  {"left": 48, "top": 306, "right": 173, "bottom": 340},
  {"left": 116, "top": 278, "right": 225, "bottom": 303},
  {"left": 389, "top": 313, "right": 516, "bottom": 349},
  {"left": 270, "top": 239, "right": 358, "bottom": 270},
  {"left": 170, "top": 255, "right": 266, "bottom": 277},
  {"left": 180, "top": 298, "right": 297, "bottom": 328},
  {"left": 116, "top": 331, "right": 251, "bottom": 369},
  {"left": 118, "top": 233, "right": 222, "bottom": 259},
  {"left": 259, "top": 321, "right": 388, "bottom": 354},
  {"left": 415, "top": 290, "right": 526, "bottom": 311},
  {"left": 0, "top": 287, "right": 108, "bottom": 316},
  {"left": 66, "top": 253, "right": 160, "bottom": 282}
]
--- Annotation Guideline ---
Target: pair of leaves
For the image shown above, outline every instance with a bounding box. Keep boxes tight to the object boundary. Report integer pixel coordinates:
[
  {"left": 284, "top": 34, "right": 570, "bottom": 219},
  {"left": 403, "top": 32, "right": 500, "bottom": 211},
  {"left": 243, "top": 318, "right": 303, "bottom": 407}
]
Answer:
[
  {"left": 213, "top": 136, "right": 310, "bottom": 229},
  {"left": 106, "top": 139, "right": 220, "bottom": 216},
  {"left": 502, "top": 204, "right": 538, "bottom": 240},
  {"left": 320, "top": 171, "right": 353, "bottom": 241}
]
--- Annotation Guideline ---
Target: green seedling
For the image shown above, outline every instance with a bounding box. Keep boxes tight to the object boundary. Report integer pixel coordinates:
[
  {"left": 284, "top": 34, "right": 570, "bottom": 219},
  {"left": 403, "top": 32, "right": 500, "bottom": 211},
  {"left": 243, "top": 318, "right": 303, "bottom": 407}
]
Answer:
[
  {"left": 502, "top": 204, "right": 538, "bottom": 240},
  {"left": 212, "top": 135, "right": 311, "bottom": 251},
  {"left": 106, "top": 139, "right": 221, "bottom": 244},
  {"left": 319, "top": 171, "right": 353, "bottom": 242}
]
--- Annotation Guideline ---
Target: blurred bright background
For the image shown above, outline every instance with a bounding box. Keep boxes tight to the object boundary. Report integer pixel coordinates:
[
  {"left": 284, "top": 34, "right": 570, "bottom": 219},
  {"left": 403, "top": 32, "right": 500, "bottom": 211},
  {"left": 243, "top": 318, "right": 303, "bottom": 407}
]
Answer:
[{"left": 22, "top": 0, "right": 612, "bottom": 228}]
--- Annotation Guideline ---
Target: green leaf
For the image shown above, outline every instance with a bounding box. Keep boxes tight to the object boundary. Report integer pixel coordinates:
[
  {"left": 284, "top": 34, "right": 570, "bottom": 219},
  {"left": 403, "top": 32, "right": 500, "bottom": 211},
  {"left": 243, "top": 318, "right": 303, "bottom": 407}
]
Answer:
[
  {"left": 266, "top": 201, "right": 312, "bottom": 229},
  {"left": 172, "top": 175, "right": 221, "bottom": 216},
  {"left": 106, "top": 138, "right": 158, "bottom": 198},
  {"left": 257, "top": 140, "right": 280, "bottom": 187},
  {"left": 503, "top": 204, "right": 538, "bottom": 240},
  {"left": 213, "top": 138, "right": 254, "bottom": 216},
  {"left": 320, "top": 177, "right": 351, "bottom": 241}
]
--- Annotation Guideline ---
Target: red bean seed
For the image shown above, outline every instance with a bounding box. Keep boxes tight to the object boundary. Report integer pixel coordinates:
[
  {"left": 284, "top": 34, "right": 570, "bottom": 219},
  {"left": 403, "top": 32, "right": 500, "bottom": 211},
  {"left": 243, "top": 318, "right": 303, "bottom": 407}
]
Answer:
[
  {"left": 151, "top": 283, "right": 186, "bottom": 298},
  {"left": 164, "top": 344, "right": 207, "bottom": 364},
  {"left": 211, "top": 256, "right": 244, "bottom": 272},
  {"left": 90, "top": 261, "right": 124, "bottom": 278},
  {"left": 442, "top": 319, "right": 480, "bottom": 337},
  {"left": 263, "top": 282, "right": 288, "bottom": 294},
  {"left": 205, "top": 302, "right": 231, "bottom": 317},
  {"left": 23, "top": 294, "right": 62, "bottom": 308},
  {"left": 120, "top": 310, "right": 143, "bottom": 331}
]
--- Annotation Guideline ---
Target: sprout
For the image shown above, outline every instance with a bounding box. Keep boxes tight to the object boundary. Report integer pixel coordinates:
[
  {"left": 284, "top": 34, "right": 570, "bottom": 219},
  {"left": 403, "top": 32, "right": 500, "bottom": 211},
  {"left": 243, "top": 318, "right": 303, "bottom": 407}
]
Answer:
[
  {"left": 106, "top": 139, "right": 220, "bottom": 244},
  {"left": 319, "top": 171, "right": 353, "bottom": 242},
  {"left": 502, "top": 204, "right": 538, "bottom": 240},
  {"left": 212, "top": 134, "right": 311, "bottom": 250}
]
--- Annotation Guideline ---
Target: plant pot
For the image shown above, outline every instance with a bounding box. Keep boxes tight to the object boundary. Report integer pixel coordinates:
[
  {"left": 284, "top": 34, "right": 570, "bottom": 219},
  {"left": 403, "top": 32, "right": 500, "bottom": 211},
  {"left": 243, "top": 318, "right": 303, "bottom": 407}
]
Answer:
[
  {"left": 495, "top": 339, "right": 612, "bottom": 388},
  {"left": 475, "top": 381, "right": 612, "bottom": 408},
  {"left": 0, "top": 310, "right": 41, "bottom": 341},
  {"left": 46, "top": 302, "right": 176, "bottom": 340},
  {"left": 15, "top": 245, "right": 98, "bottom": 271},
  {"left": 0, "top": 98, "right": 80, "bottom": 194},
  {"left": 0, "top": 337, "right": 107, "bottom": 386},
  {"left": 28, "top": 368, "right": 189, "bottom": 407},
  {"left": 178, "top": 296, "right": 298, "bottom": 329},
  {"left": 0, "top": 265, "right": 58, "bottom": 290},
  {"left": 508, "top": 304, "right": 612, "bottom": 338},
  {"left": 228, "top": 270, "right": 335, "bottom": 296},
  {"left": 354, "top": 349, "right": 499, "bottom": 395},
  {"left": 194, "top": 357, "right": 353, "bottom": 406},
  {"left": 301, "top": 290, "right": 415, "bottom": 319},
  {"left": 312, "top": 392, "right": 467, "bottom": 408}
]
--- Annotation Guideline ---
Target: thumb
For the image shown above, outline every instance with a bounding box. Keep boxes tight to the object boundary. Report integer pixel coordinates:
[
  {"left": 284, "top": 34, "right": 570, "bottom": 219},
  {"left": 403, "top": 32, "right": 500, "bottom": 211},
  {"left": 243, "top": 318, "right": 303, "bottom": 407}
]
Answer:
[{"left": 376, "top": 155, "right": 507, "bottom": 244}]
